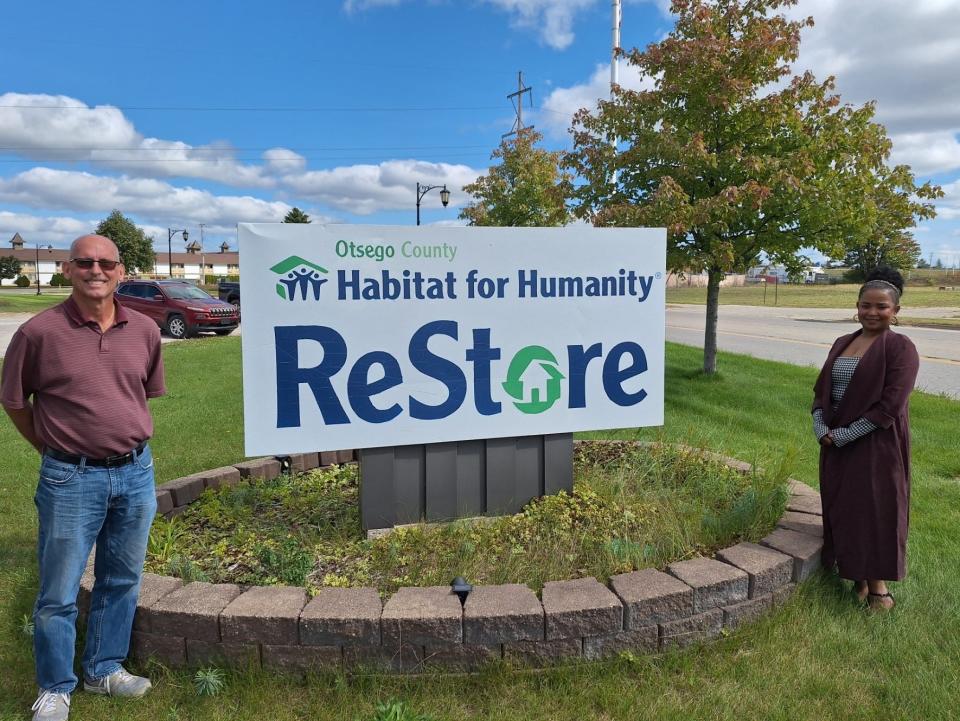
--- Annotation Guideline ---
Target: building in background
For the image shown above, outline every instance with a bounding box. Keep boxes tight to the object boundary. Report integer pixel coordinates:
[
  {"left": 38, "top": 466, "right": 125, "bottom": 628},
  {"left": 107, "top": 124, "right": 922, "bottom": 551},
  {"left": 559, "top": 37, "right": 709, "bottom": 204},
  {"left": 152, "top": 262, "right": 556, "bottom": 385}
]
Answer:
[{"left": 1, "top": 234, "right": 239, "bottom": 286}]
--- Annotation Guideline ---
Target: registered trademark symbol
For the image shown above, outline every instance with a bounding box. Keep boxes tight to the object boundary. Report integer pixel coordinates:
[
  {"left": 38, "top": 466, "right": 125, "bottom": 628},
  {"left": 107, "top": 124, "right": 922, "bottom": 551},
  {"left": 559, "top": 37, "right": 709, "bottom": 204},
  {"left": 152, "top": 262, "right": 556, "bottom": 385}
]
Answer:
[{"left": 655, "top": 272, "right": 662, "bottom": 279}]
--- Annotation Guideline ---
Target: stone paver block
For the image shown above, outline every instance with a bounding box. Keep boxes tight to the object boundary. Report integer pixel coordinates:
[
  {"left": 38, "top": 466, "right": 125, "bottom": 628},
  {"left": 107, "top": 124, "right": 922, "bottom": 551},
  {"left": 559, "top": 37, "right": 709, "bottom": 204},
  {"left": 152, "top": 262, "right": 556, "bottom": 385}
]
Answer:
[
  {"left": 583, "top": 625, "right": 658, "bottom": 660},
  {"left": 542, "top": 577, "right": 623, "bottom": 640},
  {"left": 150, "top": 582, "right": 242, "bottom": 641},
  {"left": 345, "top": 643, "right": 424, "bottom": 673},
  {"left": 659, "top": 608, "right": 723, "bottom": 649},
  {"left": 423, "top": 643, "right": 502, "bottom": 672},
  {"left": 504, "top": 637, "right": 582, "bottom": 667},
  {"left": 186, "top": 639, "right": 260, "bottom": 668},
  {"left": 771, "top": 583, "right": 797, "bottom": 607},
  {"left": 262, "top": 644, "right": 341, "bottom": 673},
  {"left": 221, "top": 585, "right": 307, "bottom": 645},
  {"left": 234, "top": 457, "right": 282, "bottom": 480},
  {"left": 715, "top": 542, "right": 793, "bottom": 598},
  {"left": 319, "top": 451, "right": 338, "bottom": 466},
  {"left": 666, "top": 558, "right": 749, "bottom": 612},
  {"left": 283, "top": 453, "right": 320, "bottom": 474},
  {"left": 194, "top": 465, "right": 242, "bottom": 490},
  {"left": 336, "top": 449, "right": 355, "bottom": 464},
  {"left": 723, "top": 594, "right": 772, "bottom": 630},
  {"left": 382, "top": 586, "right": 462, "bottom": 645},
  {"left": 155, "top": 490, "right": 173, "bottom": 516},
  {"left": 300, "top": 587, "right": 382, "bottom": 645},
  {"left": 166, "top": 505, "right": 189, "bottom": 518},
  {"left": 130, "top": 631, "right": 186, "bottom": 666},
  {"left": 786, "top": 493, "right": 822, "bottom": 515},
  {"left": 609, "top": 568, "right": 694, "bottom": 628},
  {"left": 158, "top": 475, "right": 205, "bottom": 507},
  {"left": 133, "top": 573, "right": 183, "bottom": 632},
  {"left": 777, "top": 510, "right": 824, "bottom": 537},
  {"left": 300, "top": 452, "right": 321, "bottom": 470},
  {"left": 760, "top": 528, "right": 823, "bottom": 581},
  {"left": 787, "top": 479, "right": 820, "bottom": 498},
  {"left": 463, "top": 584, "right": 544, "bottom": 644}
]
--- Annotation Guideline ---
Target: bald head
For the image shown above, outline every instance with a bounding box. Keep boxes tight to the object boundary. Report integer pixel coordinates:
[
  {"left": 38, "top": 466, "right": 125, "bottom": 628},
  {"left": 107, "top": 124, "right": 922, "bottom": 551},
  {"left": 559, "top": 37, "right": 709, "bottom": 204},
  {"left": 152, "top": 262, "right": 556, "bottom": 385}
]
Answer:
[{"left": 70, "top": 234, "right": 120, "bottom": 261}]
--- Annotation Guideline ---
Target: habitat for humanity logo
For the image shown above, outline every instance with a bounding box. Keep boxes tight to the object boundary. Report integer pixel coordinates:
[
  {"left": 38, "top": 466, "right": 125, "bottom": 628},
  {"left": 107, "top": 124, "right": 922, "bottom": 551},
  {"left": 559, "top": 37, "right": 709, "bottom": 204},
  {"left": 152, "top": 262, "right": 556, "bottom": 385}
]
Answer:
[
  {"left": 271, "top": 256, "right": 328, "bottom": 301},
  {"left": 501, "top": 346, "right": 565, "bottom": 414}
]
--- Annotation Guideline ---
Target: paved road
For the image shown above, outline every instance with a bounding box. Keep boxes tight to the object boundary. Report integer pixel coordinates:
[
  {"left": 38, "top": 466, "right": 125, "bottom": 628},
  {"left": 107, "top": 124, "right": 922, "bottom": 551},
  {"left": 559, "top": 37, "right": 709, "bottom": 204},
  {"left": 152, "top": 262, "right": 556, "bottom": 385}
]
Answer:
[
  {"left": 3, "top": 305, "right": 956, "bottom": 398},
  {"left": 0, "top": 313, "right": 237, "bottom": 357},
  {"left": 666, "top": 304, "right": 960, "bottom": 399}
]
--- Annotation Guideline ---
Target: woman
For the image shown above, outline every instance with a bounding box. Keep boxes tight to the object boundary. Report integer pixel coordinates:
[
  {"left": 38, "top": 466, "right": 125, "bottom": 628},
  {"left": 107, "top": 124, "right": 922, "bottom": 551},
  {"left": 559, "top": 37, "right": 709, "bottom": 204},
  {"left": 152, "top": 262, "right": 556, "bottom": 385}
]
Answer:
[{"left": 811, "top": 266, "right": 919, "bottom": 611}]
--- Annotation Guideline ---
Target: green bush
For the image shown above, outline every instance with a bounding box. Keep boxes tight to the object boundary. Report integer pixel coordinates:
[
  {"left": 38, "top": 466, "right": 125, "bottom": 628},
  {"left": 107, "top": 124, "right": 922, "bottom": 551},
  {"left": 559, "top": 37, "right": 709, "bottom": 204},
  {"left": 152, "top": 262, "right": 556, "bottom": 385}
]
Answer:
[
  {"left": 145, "top": 442, "right": 790, "bottom": 595},
  {"left": 49, "top": 272, "right": 71, "bottom": 287},
  {"left": 14, "top": 275, "right": 30, "bottom": 288}
]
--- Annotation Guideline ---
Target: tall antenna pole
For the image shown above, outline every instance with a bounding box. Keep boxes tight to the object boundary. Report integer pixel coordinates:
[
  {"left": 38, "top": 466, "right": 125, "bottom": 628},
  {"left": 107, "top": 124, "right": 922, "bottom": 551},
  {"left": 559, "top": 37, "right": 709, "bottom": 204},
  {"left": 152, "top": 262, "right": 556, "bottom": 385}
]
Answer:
[
  {"left": 610, "top": 0, "right": 622, "bottom": 185},
  {"left": 611, "top": 0, "right": 621, "bottom": 90},
  {"left": 503, "top": 71, "right": 534, "bottom": 139}
]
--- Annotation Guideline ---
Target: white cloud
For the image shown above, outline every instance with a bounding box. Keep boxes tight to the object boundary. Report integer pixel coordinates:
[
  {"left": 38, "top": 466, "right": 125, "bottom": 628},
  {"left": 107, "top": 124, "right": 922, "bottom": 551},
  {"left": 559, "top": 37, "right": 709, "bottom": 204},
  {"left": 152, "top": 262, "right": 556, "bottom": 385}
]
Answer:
[
  {"left": 283, "top": 159, "right": 482, "bottom": 215},
  {"left": 263, "top": 148, "right": 307, "bottom": 174},
  {"left": 484, "top": 0, "right": 596, "bottom": 50},
  {"left": 538, "top": 62, "right": 654, "bottom": 138},
  {"left": 0, "top": 211, "right": 92, "bottom": 246},
  {"left": 890, "top": 132, "right": 960, "bottom": 177},
  {"left": 0, "top": 93, "right": 276, "bottom": 188},
  {"left": 0, "top": 168, "right": 297, "bottom": 229}
]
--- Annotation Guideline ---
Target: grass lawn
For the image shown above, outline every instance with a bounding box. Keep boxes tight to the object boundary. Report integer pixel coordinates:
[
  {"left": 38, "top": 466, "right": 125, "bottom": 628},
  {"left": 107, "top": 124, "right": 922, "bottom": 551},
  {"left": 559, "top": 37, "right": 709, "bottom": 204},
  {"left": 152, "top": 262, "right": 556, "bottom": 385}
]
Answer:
[
  {"left": 666, "top": 283, "right": 960, "bottom": 309},
  {"left": 2, "top": 338, "right": 959, "bottom": 720},
  {"left": 0, "top": 290, "right": 70, "bottom": 314}
]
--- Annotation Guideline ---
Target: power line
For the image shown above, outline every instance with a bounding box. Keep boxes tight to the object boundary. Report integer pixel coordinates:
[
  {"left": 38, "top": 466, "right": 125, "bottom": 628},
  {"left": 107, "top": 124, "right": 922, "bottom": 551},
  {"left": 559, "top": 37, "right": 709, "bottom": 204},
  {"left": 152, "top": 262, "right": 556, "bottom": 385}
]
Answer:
[{"left": 0, "top": 103, "right": 503, "bottom": 113}]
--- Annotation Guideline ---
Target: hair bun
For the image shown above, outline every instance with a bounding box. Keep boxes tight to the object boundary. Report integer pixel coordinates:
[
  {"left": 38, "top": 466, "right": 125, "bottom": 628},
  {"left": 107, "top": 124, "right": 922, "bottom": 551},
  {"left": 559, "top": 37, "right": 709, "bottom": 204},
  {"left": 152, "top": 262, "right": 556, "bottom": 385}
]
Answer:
[{"left": 865, "top": 265, "right": 904, "bottom": 294}]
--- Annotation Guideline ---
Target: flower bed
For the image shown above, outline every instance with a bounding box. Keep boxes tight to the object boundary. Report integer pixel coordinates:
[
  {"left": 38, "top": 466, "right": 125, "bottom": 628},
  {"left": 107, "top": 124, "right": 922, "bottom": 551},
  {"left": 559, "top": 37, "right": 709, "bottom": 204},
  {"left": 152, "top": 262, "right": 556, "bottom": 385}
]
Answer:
[{"left": 78, "top": 443, "right": 824, "bottom": 674}]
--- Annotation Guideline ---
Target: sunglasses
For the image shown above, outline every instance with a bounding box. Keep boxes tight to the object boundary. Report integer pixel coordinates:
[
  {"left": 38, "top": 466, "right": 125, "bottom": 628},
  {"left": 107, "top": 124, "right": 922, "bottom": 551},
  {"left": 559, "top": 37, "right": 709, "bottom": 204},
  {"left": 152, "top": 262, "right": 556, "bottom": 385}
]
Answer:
[{"left": 71, "top": 258, "right": 121, "bottom": 271}]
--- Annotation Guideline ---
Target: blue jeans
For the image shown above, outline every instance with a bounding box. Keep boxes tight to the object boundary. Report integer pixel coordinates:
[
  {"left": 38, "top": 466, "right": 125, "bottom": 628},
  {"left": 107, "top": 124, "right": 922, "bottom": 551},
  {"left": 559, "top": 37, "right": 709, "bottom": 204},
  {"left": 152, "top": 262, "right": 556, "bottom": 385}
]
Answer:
[{"left": 33, "top": 444, "right": 156, "bottom": 693}]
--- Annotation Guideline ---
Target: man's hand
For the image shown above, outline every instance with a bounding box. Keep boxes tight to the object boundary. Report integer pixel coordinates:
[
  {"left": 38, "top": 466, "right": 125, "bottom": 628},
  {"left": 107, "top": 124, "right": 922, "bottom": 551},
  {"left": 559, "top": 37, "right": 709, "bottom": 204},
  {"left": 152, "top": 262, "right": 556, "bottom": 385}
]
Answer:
[
  {"left": 3, "top": 405, "right": 42, "bottom": 453},
  {"left": 819, "top": 431, "right": 834, "bottom": 447}
]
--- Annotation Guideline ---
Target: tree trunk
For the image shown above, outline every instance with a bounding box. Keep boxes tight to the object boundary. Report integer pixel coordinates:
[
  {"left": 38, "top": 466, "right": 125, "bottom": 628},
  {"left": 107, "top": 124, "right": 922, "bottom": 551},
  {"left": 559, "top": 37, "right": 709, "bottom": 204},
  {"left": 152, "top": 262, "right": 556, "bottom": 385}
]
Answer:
[{"left": 703, "top": 267, "right": 723, "bottom": 374}]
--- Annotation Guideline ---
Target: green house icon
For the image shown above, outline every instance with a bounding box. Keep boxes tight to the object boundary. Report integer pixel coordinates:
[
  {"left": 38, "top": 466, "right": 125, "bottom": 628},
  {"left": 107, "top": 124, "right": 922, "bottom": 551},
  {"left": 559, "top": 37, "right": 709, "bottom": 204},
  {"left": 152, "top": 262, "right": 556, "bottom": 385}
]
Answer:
[{"left": 270, "top": 256, "right": 329, "bottom": 301}]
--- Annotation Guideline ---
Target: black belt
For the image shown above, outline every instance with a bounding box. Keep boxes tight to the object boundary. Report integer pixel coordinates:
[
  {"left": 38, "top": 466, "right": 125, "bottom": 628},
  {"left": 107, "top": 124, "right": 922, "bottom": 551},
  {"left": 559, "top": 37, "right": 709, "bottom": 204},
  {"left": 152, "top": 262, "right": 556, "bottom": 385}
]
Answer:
[{"left": 44, "top": 441, "right": 148, "bottom": 468}]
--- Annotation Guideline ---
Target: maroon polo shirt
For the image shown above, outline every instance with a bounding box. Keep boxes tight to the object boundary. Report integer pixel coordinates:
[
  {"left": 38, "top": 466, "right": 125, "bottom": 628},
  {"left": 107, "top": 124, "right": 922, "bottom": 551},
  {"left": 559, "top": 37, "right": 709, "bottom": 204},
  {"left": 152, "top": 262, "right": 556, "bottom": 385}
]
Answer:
[{"left": 1, "top": 296, "right": 165, "bottom": 457}]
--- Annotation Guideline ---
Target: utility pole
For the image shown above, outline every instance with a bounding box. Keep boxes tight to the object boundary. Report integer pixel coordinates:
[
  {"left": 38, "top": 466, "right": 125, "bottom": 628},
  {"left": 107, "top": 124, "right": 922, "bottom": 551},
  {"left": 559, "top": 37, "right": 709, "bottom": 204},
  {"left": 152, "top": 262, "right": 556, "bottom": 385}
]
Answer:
[
  {"left": 199, "top": 223, "right": 206, "bottom": 285},
  {"left": 610, "top": 0, "right": 622, "bottom": 185},
  {"left": 503, "top": 71, "right": 534, "bottom": 139}
]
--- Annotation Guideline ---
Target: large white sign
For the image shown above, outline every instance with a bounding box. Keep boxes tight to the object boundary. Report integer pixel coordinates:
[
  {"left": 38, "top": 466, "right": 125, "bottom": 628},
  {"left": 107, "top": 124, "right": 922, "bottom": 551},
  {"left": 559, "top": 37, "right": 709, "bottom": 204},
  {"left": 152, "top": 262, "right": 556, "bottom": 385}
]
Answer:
[{"left": 239, "top": 224, "right": 666, "bottom": 455}]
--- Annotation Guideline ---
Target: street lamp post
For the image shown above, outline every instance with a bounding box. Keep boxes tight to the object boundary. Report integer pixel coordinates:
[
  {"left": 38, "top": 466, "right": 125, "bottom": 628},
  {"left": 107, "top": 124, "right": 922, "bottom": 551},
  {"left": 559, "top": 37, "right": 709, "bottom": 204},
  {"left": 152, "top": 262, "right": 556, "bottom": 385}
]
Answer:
[
  {"left": 415, "top": 182, "right": 451, "bottom": 226},
  {"left": 35, "top": 243, "right": 52, "bottom": 295},
  {"left": 167, "top": 228, "right": 189, "bottom": 278}
]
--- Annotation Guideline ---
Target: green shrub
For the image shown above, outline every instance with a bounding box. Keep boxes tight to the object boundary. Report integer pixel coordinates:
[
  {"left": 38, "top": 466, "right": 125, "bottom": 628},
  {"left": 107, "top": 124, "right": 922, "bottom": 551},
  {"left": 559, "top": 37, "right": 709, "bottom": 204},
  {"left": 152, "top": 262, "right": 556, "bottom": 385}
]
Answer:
[
  {"left": 145, "top": 442, "right": 789, "bottom": 595},
  {"left": 14, "top": 275, "right": 30, "bottom": 288},
  {"left": 49, "top": 272, "right": 71, "bottom": 287}
]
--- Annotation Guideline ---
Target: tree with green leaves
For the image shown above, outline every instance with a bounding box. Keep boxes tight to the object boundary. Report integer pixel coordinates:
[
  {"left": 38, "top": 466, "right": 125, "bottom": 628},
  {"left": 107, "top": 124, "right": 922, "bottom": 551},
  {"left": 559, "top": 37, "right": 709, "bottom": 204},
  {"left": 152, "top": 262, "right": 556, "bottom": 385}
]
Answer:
[
  {"left": 564, "top": 0, "right": 940, "bottom": 373},
  {"left": 95, "top": 210, "right": 155, "bottom": 273},
  {"left": 283, "top": 207, "right": 311, "bottom": 223},
  {"left": 837, "top": 165, "right": 937, "bottom": 280},
  {"left": 0, "top": 255, "right": 21, "bottom": 282},
  {"left": 460, "top": 129, "right": 571, "bottom": 227}
]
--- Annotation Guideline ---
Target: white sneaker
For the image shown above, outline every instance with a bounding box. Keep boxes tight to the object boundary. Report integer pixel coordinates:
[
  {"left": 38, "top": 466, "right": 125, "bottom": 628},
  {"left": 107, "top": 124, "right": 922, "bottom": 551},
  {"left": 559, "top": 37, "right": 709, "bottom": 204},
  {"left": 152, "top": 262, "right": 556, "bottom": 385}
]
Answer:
[
  {"left": 31, "top": 690, "right": 70, "bottom": 721},
  {"left": 83, "top": 667, "right": 152, "bottom": 697}
]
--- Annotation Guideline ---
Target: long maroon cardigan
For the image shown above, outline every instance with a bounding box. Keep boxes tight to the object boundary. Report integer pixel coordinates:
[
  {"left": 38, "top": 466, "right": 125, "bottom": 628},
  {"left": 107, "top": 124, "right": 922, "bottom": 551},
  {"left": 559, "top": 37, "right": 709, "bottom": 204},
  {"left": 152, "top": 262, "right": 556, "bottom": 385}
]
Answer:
[{"left": 812, "top": 328, "right": 920, "bottom": 581}]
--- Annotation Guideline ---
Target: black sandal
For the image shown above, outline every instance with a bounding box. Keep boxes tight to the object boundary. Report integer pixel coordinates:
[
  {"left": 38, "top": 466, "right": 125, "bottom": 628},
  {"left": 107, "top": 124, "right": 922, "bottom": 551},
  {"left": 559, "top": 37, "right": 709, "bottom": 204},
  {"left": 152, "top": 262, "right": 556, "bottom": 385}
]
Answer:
[{"left": 868, "top": 592, "right": 895, "bottom": 611}]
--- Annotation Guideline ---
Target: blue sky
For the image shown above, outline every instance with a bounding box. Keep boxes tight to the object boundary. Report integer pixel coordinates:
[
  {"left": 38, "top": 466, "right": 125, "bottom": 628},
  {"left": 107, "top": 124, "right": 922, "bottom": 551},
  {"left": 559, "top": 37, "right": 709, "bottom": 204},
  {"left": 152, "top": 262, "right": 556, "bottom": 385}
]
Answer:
[{"left": 1, "top": 0, "right": 958, "bottom": 266}]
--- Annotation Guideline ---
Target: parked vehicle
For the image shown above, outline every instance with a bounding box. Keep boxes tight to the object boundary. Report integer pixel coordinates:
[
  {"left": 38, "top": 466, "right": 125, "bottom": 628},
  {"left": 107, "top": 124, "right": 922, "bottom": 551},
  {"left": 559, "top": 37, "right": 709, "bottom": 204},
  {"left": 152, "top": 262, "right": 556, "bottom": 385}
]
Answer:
[
  {"left": 218, "top": 280, "right": 240, "bottom": 307},
  {"left": 116, "top": 280, "right": 240, "bottom": 339}
]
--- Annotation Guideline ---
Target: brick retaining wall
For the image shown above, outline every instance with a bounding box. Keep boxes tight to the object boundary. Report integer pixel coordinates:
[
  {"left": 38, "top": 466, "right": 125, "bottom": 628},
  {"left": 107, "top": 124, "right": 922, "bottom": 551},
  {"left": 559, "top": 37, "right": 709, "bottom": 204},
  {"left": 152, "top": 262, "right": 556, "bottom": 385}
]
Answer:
[{"left": 78, "top": 445, "right": 823, "bottom": 674}]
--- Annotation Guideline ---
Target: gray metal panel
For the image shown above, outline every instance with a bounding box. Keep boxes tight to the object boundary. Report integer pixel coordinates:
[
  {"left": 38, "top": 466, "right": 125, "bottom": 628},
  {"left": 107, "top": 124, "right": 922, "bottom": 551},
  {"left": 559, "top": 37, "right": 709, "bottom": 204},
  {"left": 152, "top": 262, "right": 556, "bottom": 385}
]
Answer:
[
  {"left": 543, "top": 433, "right": 574, "bottom": 495},
  {"left": 424, "top": 442, "right": 458, "bottom": 522},
  {"left": 358, "top": 447, "right": 396, "bottom": 531},
  {"left": 393, "top": 445, "right": 425, "bottom": 524},
  {"left": 455, "top": 440, "right": 486, "bottom": 517},
  {"left": 515, "top": 436, "right": 543, "bottom": 507},
  {"left": 485, "top": 437, "right": 517, "bottom": 515}
]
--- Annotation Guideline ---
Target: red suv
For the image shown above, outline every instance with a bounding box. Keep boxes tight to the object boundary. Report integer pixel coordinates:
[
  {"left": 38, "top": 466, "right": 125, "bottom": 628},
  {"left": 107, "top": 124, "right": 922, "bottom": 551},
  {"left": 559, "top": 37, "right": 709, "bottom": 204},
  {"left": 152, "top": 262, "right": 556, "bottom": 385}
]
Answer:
[{"left": 116, "top": 280, "right": 240, "bottom": 339}]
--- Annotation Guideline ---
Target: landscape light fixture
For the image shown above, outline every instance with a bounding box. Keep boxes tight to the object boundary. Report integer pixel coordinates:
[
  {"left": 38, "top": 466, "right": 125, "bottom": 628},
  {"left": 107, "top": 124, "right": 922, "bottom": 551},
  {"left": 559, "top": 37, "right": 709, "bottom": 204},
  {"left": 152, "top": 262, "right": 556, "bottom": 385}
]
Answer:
[
  {"left": 416, "top": 183, "right": 451, "bottom": 226},
  {"left": 167, "top": 228, "right": 189, "bottom": 278},
  {"left": 35, "top": 243, "right": 53, "bottom": 295},
  {"left": 451, "top": 576, "right": 473, "bottom": 606}
]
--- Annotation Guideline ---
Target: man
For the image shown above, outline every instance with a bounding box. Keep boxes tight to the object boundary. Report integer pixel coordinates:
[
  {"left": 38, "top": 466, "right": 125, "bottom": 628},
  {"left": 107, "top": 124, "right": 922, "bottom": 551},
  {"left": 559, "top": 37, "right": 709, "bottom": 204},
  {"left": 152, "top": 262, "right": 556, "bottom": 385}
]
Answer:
[{"left": 1, "top": 235, "right": 164, "bottom": 721}]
